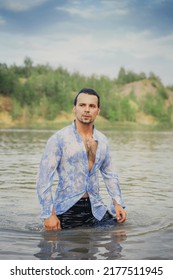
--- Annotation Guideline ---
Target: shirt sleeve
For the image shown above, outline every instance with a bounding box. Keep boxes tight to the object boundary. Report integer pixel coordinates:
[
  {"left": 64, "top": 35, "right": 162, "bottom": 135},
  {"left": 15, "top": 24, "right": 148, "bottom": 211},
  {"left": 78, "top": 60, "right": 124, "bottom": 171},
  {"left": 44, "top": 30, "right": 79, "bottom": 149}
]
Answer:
[
  {"left": 100, "top": 142, "right": 125, "bottom": 211},
  {"left": 36, "top": 135, "right": 62, "bottom": 219}
]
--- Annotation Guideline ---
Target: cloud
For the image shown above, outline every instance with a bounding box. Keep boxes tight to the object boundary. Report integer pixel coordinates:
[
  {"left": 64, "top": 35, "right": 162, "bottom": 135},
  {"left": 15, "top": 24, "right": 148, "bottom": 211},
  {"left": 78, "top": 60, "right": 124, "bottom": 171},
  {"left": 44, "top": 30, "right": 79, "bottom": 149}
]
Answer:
[
  {"left": 110, "top": 31, "right": 173, "bottom": 61},
  {"left": 0, "top": 0, "right": 173, "bottom": 85},
  {"left": 100, "top": 0, "right": 130, "bottom": 16},
  {"left": 0, "top": 15, "right": 5, "bottom": 25},
  {"left": 0, "top": 0, "right": 49, "bottom": 12},
  {"left": 56, "top": 6, "right": 95, "bottom": 19},
  {"left": 56, "top": 0, "right": 129, "bottom": 20}
]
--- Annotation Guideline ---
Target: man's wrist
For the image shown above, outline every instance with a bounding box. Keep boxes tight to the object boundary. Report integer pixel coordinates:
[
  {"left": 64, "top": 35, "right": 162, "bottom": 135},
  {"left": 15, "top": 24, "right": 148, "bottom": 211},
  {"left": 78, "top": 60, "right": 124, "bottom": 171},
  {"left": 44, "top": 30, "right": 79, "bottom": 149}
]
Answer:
[{"left": 113, "top": 198, "right": 119, "bottom": 206}]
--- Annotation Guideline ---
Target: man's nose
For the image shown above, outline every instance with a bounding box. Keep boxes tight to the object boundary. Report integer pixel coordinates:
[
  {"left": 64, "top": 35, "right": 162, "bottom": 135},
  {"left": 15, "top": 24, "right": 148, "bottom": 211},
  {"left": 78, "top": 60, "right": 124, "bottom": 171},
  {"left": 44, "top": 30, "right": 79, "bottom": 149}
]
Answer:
[{"left": 84, "top": 105, "right": 90, "bottom": 112}]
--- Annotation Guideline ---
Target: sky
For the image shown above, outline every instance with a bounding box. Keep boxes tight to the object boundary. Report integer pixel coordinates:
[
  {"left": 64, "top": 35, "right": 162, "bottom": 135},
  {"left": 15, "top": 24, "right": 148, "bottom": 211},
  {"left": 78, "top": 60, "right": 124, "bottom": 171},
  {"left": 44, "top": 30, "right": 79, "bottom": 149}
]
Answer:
[{"left": 0, "top": 0, "right": 173, "bottom": 85}]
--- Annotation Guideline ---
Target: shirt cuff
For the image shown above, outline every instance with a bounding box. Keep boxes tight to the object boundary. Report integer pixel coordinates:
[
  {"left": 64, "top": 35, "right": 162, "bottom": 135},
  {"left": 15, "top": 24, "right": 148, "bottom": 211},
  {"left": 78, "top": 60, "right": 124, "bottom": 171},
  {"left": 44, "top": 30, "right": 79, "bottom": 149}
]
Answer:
[{"left": 40, "top": 204, "right": 53, "bottom": 219}]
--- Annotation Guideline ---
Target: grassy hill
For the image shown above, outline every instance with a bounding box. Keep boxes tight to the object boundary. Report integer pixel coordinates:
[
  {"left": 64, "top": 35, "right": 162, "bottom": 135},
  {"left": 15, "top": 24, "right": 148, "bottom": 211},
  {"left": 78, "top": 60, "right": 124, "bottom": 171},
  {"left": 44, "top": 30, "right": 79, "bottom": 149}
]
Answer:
[{"left": 119, "top": 79, "right": 173, "bottom": 125}]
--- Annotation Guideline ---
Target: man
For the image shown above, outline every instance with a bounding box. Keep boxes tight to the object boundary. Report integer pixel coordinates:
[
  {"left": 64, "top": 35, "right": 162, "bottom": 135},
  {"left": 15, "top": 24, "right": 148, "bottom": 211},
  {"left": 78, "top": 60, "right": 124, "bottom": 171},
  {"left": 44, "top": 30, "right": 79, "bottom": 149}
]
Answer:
[{"left": 36, "top": 88, "right": 126, "bottom": 230}]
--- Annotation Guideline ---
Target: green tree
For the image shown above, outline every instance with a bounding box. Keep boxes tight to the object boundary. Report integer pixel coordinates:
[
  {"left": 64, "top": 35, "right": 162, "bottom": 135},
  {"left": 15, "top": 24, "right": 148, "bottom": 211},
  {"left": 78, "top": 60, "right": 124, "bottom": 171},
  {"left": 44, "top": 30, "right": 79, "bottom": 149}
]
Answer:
[
  {"left": 0, "top": 63, "right": 18, "bottom": 96},
  {"left": 117, "top": 67, "right": 126, "bottom": 85},
  {"left": 23, "top": 56, "right": 33, "bottom": 78}
]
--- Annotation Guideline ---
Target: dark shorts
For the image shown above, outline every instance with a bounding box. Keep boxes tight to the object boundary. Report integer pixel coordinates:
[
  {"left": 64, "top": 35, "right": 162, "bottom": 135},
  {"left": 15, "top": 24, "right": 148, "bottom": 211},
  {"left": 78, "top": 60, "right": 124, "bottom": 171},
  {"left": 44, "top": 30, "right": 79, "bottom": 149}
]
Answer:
[{"left": 57, "top": 197, "right": 116, "bottom": 229}]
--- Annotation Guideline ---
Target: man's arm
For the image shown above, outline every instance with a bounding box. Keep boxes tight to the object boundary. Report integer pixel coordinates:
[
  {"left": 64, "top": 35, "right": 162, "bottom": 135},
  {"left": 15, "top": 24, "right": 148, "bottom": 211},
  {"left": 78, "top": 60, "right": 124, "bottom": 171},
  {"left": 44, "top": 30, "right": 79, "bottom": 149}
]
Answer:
[
  {"left": 100, "top": 140, "right": 126, "bottom": 221},
  {"left": 36, "top": 135, "right": 62, "bottom": 219}
]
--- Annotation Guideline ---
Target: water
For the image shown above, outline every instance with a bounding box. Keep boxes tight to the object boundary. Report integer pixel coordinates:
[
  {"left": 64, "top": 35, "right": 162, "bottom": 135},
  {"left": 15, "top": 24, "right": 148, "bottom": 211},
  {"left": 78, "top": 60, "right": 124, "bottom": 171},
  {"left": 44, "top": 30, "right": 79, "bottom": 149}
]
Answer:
[{"left": 0, "top": 128, "right": 173, "bottom": 260}]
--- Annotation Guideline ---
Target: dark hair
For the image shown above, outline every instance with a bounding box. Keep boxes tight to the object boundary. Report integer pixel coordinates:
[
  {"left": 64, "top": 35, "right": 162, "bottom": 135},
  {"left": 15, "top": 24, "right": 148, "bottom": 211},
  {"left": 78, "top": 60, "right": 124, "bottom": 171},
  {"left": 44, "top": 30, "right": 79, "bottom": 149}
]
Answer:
[{"left": 73, "top": 88, "right": 100, "bottom": 108}]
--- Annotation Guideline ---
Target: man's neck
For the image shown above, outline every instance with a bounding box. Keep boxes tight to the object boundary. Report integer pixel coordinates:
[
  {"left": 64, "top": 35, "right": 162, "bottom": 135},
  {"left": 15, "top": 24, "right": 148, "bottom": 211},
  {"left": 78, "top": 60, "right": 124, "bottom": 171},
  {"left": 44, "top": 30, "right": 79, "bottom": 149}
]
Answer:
[{"left": 75, "top": 120, "right": 93, "bottom": 138}]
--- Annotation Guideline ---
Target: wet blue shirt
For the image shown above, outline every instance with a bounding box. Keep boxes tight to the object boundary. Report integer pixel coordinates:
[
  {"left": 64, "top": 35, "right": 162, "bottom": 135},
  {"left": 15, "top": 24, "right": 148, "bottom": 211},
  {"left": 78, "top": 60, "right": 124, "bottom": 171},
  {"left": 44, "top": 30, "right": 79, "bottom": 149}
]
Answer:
[{"left": 36, "top": 121, "right": 124, "bottom": 220}]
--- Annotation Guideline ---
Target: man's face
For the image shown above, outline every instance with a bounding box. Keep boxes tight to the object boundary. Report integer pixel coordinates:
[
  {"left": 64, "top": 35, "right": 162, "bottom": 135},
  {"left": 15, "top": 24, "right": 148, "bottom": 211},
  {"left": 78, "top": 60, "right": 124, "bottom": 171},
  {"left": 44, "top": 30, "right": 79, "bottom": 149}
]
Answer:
[{"left": 73, "top": 93, "right": 100, "bottom": 124}]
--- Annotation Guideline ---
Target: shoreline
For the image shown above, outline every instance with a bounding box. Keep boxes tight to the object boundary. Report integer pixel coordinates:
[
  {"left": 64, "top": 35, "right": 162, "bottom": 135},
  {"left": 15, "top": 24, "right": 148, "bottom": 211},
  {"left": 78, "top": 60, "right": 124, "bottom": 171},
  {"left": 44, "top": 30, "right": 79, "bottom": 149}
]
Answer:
[{"left": 0, "top": 118, "right": 172, "bottom": 131}]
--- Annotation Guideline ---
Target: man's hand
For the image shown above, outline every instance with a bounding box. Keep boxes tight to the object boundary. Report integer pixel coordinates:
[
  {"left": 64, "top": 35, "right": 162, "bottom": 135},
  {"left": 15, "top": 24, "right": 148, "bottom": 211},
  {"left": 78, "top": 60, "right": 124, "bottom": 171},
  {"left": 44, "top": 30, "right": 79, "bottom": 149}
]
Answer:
[
  {"left": 44, "top": 208, "right": 62, "bottom": 230},
  {"left": 114, "top": 201, "right": 127, "bottom": 223}
]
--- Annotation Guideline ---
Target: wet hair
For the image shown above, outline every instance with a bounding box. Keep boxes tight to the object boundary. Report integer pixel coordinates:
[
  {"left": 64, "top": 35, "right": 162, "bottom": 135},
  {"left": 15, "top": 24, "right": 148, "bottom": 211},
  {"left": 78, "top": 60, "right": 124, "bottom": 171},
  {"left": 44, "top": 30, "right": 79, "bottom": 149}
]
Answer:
[{"left": 73, "top": 88, "right": 100, "bottom": 108}]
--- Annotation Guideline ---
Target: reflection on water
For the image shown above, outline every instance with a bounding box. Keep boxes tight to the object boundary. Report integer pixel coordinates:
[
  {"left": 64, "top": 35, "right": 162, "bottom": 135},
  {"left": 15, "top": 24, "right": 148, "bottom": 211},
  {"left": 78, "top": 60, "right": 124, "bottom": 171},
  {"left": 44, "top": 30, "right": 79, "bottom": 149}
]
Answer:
[
  {"left": 0, "top": 128, "right": 173, "bottom": 259},
  {"left": 35, "top": 227, "right": 127, "bottom": 260}
]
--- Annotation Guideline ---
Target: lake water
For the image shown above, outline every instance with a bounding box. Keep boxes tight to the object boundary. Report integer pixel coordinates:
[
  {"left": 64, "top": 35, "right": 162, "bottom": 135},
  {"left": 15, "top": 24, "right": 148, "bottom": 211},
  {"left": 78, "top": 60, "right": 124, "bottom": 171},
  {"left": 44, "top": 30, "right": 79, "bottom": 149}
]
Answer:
[{"left": 0, "top": 127, "right": 173, "bottom": 260}]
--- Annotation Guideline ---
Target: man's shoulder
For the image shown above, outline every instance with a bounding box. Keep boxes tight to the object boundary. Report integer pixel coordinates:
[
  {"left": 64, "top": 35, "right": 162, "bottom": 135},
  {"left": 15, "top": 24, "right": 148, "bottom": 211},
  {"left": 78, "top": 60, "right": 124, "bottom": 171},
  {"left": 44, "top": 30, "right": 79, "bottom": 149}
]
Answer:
[
  {"left": 48, "top": 124, "right": 73, "bottom": 142},
  {"left": 94, "top": 128, "right": 108, "bottom": 142},
  {"left": 54, "top": 124, "right": 73, "bottom": 137},
  {"left": 56, "top": 124, "right": 73, "bottom": 135}
]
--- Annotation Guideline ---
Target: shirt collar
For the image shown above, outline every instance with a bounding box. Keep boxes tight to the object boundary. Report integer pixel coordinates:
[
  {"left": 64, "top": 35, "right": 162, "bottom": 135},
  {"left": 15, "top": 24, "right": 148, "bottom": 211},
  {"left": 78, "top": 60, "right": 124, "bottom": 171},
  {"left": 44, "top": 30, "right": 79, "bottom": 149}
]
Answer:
[{"left": 72, "top": 120, "right": 98, "bottom": 141}]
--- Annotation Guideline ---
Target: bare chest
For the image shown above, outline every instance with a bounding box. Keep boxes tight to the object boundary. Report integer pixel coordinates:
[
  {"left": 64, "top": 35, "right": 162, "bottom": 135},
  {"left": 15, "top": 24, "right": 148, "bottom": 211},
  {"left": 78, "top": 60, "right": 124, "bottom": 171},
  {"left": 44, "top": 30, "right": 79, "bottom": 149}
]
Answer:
[{"left": 83, "top": 137, "right": 98, "bottom": 171}]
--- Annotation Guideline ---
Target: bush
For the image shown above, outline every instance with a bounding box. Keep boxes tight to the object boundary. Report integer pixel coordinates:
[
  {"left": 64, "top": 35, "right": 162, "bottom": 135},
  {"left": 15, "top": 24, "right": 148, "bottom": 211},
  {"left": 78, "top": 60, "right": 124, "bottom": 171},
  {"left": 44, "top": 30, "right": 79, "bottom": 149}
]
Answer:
[
  {"left": 11, "top": 99, "right": 22, "bottom": 119},
  {"left": 141, "top": 93, "right": 172, "bottom": 123}
]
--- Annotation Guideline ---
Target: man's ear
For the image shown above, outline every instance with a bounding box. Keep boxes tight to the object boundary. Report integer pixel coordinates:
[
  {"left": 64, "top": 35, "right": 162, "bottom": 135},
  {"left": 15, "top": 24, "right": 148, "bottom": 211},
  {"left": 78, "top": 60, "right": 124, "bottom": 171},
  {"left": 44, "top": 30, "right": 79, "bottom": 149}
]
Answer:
[
  {"left": 73, "top": 106, "right": 76, "bottom": 113},
  {"left": 97, "top": 108, "right": 100, "bottom": 115}
]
